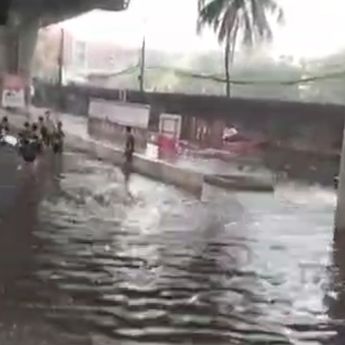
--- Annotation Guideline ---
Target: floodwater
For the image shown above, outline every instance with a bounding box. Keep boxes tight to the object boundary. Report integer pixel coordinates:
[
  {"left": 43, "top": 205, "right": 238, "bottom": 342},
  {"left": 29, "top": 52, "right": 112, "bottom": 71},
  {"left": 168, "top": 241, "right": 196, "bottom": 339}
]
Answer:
[{"left": 0, "top": 148, "right": 344, "bottom": 345}]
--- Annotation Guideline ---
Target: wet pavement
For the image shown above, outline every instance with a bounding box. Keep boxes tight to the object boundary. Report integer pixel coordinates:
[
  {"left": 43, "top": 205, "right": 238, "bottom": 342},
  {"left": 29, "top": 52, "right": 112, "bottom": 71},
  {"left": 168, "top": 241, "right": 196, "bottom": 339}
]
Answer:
[{"left": 0, "top": 145, "right": 344, "bottom": 344}]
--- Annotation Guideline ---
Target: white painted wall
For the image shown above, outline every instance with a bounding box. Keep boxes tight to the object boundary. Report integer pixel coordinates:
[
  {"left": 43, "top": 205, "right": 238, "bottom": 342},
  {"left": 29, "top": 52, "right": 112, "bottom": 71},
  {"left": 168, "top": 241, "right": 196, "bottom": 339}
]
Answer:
[{"left": 89, "top": 98, "right": 150, "bottom": 129}]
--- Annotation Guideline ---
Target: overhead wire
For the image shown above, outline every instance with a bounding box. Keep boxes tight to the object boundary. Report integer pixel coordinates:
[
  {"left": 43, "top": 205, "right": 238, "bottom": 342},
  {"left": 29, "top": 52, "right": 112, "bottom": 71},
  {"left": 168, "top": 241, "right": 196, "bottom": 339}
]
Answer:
[{"left": 85, "top": 64, "right": 345, "bottom": 86}]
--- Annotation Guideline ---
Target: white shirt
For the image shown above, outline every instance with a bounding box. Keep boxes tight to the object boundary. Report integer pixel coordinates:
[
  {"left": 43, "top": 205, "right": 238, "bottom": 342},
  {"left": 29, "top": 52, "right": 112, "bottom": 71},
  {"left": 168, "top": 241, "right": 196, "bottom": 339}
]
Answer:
[{"left": 45, "top": 118, "right": 56, "bottom": 133}]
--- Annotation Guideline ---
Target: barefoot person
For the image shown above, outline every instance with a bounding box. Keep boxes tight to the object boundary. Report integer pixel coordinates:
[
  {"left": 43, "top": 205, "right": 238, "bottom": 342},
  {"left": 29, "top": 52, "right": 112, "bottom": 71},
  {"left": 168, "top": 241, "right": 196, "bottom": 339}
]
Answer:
[
  {"left": 44, "top": 110, "right": 56, "bottom": 146},
  {"left": 31, "top": 122, "right": 43, "bottom": 154},
  {"left": 19, "top": 122, "right": 31, "bottom": 142},
  {"left": 18, "top": 122, "right": 39, "bottom": 163},
  {"left": 0, "top": 116, "right": 10, "bottom": 134},
  {"left": 52, "top": 121, "right": 65, "bottom": 154},
  {"left": 122, "top": 126, "right": 135, "bottom": 185},
  {"left": 38, "top": 116, "right": 49, "bottom": 147}
]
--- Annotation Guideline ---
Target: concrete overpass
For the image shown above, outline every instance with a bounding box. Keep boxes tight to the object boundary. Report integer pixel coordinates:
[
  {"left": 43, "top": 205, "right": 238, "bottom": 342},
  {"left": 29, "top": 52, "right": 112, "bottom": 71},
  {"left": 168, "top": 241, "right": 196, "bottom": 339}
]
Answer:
[{"left": 0, "top": 0, "right": 130, "bottom": 78}]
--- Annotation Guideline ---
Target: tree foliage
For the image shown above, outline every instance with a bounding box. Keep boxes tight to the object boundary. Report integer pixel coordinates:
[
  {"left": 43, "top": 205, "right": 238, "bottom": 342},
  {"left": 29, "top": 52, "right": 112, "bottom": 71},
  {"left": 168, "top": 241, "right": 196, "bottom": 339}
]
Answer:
[{"left": 197, "top": 0, "right": 284, "bottom": 97}]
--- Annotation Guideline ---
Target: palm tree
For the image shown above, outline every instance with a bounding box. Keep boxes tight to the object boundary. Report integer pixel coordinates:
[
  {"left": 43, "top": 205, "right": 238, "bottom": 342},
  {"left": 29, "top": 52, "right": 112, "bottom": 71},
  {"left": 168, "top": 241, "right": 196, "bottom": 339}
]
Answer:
[{"left": 197, "top": 0, "right": 284, "bottom": 97}]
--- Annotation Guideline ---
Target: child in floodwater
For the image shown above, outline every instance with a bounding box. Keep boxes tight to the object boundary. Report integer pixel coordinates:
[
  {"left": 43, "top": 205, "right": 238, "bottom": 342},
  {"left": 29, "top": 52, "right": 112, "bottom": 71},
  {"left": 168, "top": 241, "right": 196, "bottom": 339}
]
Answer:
[
  {"left": 38, "top": 116, "right": 49, "bottom": 147},
  {"left": 31, "top": 123, "right": 43, "bottom": 153},
  {"left": 19, "top": 122, "right": 31, "bottom": 142},
  {"left": 44, "top": 110, "right": 56, "bottom": 146},
  {"left": 0, "top": 116, "right": 10, "bottom": 135},
  {"left": 18, "top": 122, "right": 39, "bottom": 163},
  {"left": 31, "top": 123, "right": 39, "bottom": 139},
  {"left": 52, "top": 121, "right": 65, "bottom": 153}
]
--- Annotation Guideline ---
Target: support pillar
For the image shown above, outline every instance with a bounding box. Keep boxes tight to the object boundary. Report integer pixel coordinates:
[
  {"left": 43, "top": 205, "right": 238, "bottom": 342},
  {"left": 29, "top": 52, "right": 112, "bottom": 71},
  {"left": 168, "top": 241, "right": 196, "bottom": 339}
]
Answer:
[
  {"left": 0, "top": 27, "right": 11, "bottom": 73},
  {"left": 0, "top": 19, "right": 38, "bottom": 78},
  {"left": 17, "top": 21, "right": 39, "bottom": 79},
  {"left": 335, "top": 125, "right": 345, "bottom": 232},
  {"left": 0, "top": 19, "right": 38, "bottom": 114}
]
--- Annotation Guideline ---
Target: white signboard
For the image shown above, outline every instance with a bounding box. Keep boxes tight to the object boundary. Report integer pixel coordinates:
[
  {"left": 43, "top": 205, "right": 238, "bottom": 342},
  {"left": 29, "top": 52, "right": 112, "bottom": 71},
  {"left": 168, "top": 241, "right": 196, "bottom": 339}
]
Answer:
[
  {"left": 159, "top": 113, "right": 182, "bottom": 139},
  {"left": 2, "top": 74, "right": 26, "bottom": 109},
  {"left": 89, "top": 98, "right": 150, "bottom": 129},
  {"left": 2, "top": 89, "right": 25, "bottom": 108}
]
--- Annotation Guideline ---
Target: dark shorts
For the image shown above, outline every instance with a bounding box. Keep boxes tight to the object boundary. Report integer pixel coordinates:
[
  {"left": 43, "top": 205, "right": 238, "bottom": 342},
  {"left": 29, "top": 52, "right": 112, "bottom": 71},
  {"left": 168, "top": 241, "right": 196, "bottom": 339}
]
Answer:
[
  {"left": 122, "top": 160, "right": 132, "bottom": 172},
  {"left": 21, "top": 143, "right": 37, "bottom": 163},
  {"left": 122, "top": 154, "right": 133, "bottom": 179},
  {"left": 42, "top": 134, "right": 50, "bottom": 146},
  {"left": 52, "top": 136, "right": 64, "bottom": 153}
]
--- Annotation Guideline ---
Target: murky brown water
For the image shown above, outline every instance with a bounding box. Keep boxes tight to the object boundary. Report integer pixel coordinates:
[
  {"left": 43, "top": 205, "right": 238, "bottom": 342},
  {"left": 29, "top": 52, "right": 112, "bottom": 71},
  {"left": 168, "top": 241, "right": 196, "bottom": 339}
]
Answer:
[{"left": 0, "top": 148, "right": 343, "bottom": 344}]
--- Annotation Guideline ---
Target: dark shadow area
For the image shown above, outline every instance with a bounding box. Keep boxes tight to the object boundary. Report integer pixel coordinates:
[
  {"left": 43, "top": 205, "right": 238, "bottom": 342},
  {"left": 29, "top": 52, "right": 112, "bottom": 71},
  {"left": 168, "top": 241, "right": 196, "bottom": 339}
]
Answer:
[{"left": 327, "top": 231, "right": 345, "bottom": 344}]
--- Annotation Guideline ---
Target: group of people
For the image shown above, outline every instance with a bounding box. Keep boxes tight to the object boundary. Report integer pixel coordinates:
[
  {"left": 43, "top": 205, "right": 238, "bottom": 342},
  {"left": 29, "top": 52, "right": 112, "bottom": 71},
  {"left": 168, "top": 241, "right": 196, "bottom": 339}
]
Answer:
[
  {"left": 18, "top": 111, "right": 65, "bottom": 154},
  {"left": 1, "top": 111, "right": 135, "bottom": 180},
  {"left": 0, "top": 110, "right": 65, "bottom": 162}
]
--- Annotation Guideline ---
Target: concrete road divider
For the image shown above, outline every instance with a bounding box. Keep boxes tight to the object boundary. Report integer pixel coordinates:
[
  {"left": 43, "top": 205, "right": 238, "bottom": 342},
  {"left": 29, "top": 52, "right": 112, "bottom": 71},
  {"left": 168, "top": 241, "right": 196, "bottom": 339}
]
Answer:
[
  {"left": 204, "top": 174, "right": 274, "bottom": 192},
  {"left": 65, "top": 134, "right": 204, "bottom": 195}
]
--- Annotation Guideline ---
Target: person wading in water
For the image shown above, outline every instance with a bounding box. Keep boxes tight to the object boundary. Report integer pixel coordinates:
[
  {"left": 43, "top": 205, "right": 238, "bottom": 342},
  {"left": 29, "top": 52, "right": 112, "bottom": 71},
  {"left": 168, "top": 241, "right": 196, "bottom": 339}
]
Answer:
[
  {"left": 52, "top": 121, "right": 65, "bottom": 154},
  {"left": 44, "top": 110, "right": 56, "bottom": 147},
  {"left": 123, "top": 126, "right": 135, "bottom": 188},
  {"left": 19, "top": 122, "right": 31, "bottom": 143},
  {"left": 38, "top": 116, "right": 49, "bottom": 148},
  {"left": 0, "top": 116, "right": 10, "bottom": 135},
  {"left": 31, "top": 122, "right": 43, "bottom": 154}
]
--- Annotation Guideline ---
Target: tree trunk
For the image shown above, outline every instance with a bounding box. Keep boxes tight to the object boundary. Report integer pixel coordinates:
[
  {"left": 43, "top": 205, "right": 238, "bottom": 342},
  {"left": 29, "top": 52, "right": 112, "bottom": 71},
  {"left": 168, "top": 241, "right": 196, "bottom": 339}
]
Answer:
[
  {"left": 230, "top": 21, "right": 239, "bottom": 66},
  {"left": 224, "top": 32, "right": 231, "bottom": 98}
]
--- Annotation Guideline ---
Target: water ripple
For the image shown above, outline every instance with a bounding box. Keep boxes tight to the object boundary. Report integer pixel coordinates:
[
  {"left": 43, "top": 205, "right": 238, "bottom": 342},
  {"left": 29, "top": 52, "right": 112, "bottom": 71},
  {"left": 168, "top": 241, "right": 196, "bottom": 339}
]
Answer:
[{"left": 0, "top": 151, "right": 341, "bottom": 344}]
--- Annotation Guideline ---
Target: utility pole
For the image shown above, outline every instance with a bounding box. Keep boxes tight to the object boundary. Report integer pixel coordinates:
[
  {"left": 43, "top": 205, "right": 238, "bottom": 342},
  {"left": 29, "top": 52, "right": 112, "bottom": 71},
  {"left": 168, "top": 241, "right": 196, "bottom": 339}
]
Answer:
[
  {"left": 58, "top": 27, "right": 64, "bottom": 88},
  {"left": 7, "top": 29, "right": 20, "bottom": 74},
  {"left": 139, "top": 36, "right": 146, "bottom": 93},
  {"left": 57, "top": 27, "right": 64, "bottom": 109}
]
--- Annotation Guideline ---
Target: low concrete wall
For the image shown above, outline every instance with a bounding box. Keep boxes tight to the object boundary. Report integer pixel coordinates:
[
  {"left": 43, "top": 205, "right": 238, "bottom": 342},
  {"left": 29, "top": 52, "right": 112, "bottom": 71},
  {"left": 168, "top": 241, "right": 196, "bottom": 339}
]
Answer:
[
  {"left": 132, "top": 154, "right": 204, "bottom": 194},
  {"left": 32, "top": 83, "right": 345, "bottom": 156},
  {"left": 88, "top": 117, "right": 148, "bottom": 152},
  {"left": 65, "top": 132, "right": 203, "bottom": 195}
]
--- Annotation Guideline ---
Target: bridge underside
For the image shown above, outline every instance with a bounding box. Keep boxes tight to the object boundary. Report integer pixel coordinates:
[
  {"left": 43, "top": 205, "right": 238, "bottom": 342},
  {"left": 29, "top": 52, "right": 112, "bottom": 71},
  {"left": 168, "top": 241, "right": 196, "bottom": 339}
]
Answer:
[
  {"left": 0, "top": 0, "right": 129, "bottom": 78},
  {"left": 10, "top": 0, "right": 129, "bottom": 26}
]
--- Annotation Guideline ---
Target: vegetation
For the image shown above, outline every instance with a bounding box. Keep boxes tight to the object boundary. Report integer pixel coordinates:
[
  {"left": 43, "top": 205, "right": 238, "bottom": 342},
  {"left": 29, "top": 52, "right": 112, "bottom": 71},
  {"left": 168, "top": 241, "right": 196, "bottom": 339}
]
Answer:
[
  {"left": 32, "top": 27, "right": 345, "bottom": 105},
  {"left": 197, "top": 0, "right": 284, "bottom": 97}
]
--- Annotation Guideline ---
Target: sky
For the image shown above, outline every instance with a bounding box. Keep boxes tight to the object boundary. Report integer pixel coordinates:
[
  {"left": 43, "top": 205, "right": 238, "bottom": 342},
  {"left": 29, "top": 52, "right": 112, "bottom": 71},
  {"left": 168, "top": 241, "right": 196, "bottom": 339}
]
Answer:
[{"left": 60, "top": 0, "right": 345, "bottom": 59}]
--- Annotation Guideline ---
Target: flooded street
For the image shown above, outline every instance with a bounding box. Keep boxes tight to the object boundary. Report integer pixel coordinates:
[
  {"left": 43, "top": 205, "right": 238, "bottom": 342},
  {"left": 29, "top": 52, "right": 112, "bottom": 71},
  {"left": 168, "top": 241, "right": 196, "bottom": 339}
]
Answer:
[{"left": 0, "top": 148, "right": 343, "bottom": 344}]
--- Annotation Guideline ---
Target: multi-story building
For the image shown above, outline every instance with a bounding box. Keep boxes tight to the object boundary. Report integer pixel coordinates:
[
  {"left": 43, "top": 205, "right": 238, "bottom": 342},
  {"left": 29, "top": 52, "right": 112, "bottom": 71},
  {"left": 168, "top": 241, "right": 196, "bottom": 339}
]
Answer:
[{"left": 33, "top": 24, "right": 139, "bottom": 85}]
